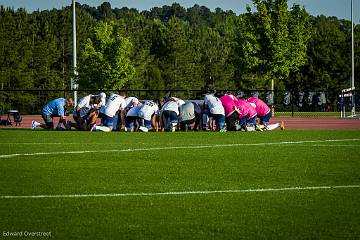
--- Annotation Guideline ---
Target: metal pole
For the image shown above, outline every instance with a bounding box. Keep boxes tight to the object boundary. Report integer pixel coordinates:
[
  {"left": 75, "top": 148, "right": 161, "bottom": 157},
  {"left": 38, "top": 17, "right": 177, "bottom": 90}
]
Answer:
[
  {"left": 72, "top": 0, "right": 78, "bottom": 105},
  {"left": 351, "top": 0, "right": 356, "bottom": 115}
]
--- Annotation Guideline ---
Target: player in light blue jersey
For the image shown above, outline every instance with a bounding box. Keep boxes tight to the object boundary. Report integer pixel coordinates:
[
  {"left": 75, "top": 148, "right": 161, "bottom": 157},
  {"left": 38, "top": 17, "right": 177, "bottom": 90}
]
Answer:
[{"left": 32, "top": 98, "right": 73, "bottom": 130}]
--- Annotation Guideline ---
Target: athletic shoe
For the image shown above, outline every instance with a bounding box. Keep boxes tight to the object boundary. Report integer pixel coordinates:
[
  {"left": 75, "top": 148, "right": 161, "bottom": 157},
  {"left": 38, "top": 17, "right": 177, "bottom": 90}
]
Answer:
[
  {"left": 171, "top": 125, "right": 176, "bottom": 132},
  {"left": 31, "top": 120, "right": 36, "bottom": 130},
  {"left": 89, "top": 124, "right": 96, "bottom": 132},
  {"left": 139, "top": 126, "right": 149, "bottom": 132},
  {"left": 219, "top": 127, "right": 227, "bottom": 133},
  {"left": 280, "top": 121, "right": 285, "bottom": 130},
  {"left": 255, "top": 125, "right": 263, "bottom": 132}
]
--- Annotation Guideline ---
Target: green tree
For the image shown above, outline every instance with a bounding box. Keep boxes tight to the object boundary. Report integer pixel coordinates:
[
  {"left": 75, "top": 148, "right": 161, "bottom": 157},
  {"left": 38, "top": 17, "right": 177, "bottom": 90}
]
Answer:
[
  {"left": 246, "top": 0, "right": 311, "bottom": 90},
  {"left": 300, "top": 16, "right": 352, "bottom": 90},
  {"left": 77, "top": 21, "right": 135, "bottom": 89}
]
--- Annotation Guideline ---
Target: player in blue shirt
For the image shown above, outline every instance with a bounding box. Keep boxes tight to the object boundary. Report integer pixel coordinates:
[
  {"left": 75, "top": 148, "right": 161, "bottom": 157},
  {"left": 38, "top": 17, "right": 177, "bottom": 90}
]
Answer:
[{"left": 32, "top": 98, "right": 73, "bottom": 130}]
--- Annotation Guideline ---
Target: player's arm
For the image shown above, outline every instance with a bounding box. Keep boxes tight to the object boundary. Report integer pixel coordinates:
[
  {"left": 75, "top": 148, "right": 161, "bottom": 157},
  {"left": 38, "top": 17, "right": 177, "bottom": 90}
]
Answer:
[
  {"left": 151, "top": 113, "right": 158, "bottom": 132},
  {"left": 118, "top": 108, "right": 126, "bottom": 130},
  {"left": 75, "top": 105, "right": 82, "bottom": 120},
  {"left": 57, "top": 103, "right": 67, "bottom": 128}
]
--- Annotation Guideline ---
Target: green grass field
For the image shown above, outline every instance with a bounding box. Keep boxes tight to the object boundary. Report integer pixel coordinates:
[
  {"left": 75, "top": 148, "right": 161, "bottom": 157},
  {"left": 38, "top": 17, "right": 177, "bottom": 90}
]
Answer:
[{"left": 0, "top": 129, "right": 360, "bottom": 239}]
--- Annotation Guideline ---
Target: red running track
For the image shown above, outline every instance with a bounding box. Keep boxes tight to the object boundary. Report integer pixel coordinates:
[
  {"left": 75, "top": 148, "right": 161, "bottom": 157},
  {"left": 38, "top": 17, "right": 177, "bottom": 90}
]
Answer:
[{"left": 1, "top": 115, "right": 360, "bottom": 130}]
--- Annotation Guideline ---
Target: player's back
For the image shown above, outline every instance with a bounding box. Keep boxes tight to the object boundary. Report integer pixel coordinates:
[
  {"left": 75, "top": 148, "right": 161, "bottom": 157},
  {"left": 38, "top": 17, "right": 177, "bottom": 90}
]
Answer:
[
  {"left": 139, "top": 101, "right": 158, "bottom": 120},
  {"left": 104, "top": 94, "right": 126, "bottom": 117},
  {"left": 204, "top": 94, "right": 224, "bottom": 115},
  {"left": 247, "top": 97, "right": 270, "bottom": 116}
]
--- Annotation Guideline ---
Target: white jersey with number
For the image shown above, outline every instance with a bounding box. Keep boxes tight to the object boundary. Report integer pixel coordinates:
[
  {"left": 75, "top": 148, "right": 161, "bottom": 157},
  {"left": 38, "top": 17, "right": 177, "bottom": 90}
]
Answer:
[
  {"left": 102, "top": 94, "right": 126, "bottom": 117},
  {"left": 204, "top": 94, "right": 225, "bottom": 115},
  {"left": 138, "top": 101, "right": 159, "bottom": 121}
]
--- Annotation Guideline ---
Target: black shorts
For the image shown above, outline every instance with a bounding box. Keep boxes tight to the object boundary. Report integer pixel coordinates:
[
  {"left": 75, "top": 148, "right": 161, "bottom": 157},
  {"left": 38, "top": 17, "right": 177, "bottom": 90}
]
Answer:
[
  {"left": 226, "top": 112, "right": 239, "bottom": 131},
  {"left": 41, "top": 114, "right": 54, "bottom": 129}
]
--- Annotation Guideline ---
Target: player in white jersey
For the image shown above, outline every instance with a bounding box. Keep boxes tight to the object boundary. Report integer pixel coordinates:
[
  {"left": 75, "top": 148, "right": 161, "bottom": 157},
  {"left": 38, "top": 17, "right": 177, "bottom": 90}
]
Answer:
[
  {"left": 70, "top": 94, "right": 101, "bottom": 130},
  {"left": 203, "top": 93, "right": 226, "bottom": 131},
  {"left": 91, "top": 92, "right": 127, "bottom": 132},
  {"left": 138, "top": 100, "right": 159, "bottom": 131},
  {"left": 125, "top": 102, "right": 143, "bottom": 132},
  {"left": 161, "top": 97, "right": 185, "bottom": 132}
]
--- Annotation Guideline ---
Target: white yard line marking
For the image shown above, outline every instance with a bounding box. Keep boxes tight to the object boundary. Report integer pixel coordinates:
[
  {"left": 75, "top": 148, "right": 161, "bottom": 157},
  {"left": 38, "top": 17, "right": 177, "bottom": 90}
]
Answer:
[
  {"left": 0, "top": 185, "right": 359, "bottom": 199},
  {"left": 0, "top": 142, "right": 108, "bottom": 145},
  {"left": 0, "top": 138, "right": 359, "bottom": 159},
  {"left": 311, "top": 144, "right": 360, "bottom": 147}
]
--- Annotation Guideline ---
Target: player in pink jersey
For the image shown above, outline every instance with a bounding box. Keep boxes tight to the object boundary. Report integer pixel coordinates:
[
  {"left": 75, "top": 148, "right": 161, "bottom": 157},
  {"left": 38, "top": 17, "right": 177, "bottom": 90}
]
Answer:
[
  {"left": 247, "top": 96, "right": 284, "bottom": 130},
  {"left": 220, "top": 93, "right": 239, "bottom": 131},
  {"left": 234, "top": 98, "right": 257, "bottom": 131}
]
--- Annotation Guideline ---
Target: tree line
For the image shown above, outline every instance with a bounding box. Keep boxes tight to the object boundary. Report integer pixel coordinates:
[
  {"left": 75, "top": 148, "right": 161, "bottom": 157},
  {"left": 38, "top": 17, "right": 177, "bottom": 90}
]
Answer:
[{"left": 0, "top": 0, "right": 359, "bottom": 113}]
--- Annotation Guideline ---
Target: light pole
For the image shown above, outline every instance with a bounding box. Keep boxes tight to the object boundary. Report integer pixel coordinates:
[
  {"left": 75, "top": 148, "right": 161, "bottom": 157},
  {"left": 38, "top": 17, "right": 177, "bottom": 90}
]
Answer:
[
  {"left": 71, "top": 0, "right": 78, "bottom": 104},
  {"left": 351, "top": 0, "right": 356, "bottom": 115}
]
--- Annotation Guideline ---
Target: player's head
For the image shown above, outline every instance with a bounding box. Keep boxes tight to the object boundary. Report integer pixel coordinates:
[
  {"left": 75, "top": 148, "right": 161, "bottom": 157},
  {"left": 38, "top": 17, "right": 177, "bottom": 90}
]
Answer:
[
  {"left": 91, "top": 95, "right": 101, "bottom": 105},
  {"left": 251, "top": 92, "right": 259, "bottom": 98},
  {"left": 66, "top": 98, "right": 74, "bottom": 107},
  {"left": 236, "top": 90, "right": 244, "bottom": 99}
]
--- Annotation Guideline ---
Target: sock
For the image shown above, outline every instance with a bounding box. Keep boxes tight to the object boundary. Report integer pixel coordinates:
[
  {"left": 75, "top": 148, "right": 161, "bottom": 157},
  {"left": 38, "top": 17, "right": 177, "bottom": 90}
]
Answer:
[{"left": 266, "top": 123, "right": 280, "bottom": 131}]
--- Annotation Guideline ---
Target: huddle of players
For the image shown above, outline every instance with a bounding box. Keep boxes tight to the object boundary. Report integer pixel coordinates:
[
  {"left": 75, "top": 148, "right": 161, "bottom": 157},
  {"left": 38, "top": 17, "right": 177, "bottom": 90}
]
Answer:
[{"left": 67, "top": 90, "right": 283, "bottom": 132}]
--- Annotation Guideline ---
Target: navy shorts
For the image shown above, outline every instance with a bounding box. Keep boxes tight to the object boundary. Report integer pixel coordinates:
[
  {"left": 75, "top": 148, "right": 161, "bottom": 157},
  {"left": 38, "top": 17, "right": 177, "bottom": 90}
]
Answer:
[{"left": 101, "top": 114, "right": 114, "bottom": 127}]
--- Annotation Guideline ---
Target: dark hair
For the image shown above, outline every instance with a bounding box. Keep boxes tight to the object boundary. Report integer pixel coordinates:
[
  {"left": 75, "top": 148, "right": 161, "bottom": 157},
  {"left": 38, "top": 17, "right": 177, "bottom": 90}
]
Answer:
[{"left": 92, "top": 95, "right": 101, "bottom": 104}]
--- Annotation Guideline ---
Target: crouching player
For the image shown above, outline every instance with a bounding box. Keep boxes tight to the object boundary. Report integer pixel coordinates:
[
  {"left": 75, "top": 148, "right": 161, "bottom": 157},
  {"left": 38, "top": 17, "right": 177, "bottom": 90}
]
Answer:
[
  {"left": 247, "top": 95, "right": 284, "bottom": 131},
  {"left": 178, "top": 101, "right": 202, "bottom": 131},
  {"left": 71, "top": 94, "right": 102, "bottom": 131},
  {"left": 203, "top": 92, "right": 226, "bottom": 132},
  {"left": 137, "top": 100, "right": 159, "bottom": 132},
  {"left": 161, "top": 97, "right": 185, "bottom": 132},
  {"left": 91, "top": 92, "right": 126, "bottom": 132},
  {"left": 32, "top": 98, "right": 73, "bottom": 130},
  {"left": 125, "top": 102, "right": 143, "bottom": 132},
  {"left": 220, "top": 93, "right": 239, "bottom": 131},
  {"left": 234, "top": 98, "right": 257, "bottom": 131}
]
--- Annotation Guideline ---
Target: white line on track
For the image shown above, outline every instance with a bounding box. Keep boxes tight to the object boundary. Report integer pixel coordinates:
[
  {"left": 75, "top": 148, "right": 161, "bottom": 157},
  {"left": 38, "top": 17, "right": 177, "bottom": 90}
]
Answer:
[
  {"left": 0, "top": 185, "right": 359, "bottom": 199},
  {"left": 0, "top": 138, "right": 359, "bottom": 159}
]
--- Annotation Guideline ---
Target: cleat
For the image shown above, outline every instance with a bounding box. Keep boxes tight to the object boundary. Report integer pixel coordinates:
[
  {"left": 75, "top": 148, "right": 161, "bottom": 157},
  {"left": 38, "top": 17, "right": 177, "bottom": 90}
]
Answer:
[
  {"left": 89, "top": 124, "right": 96, "bottom": 132},
  {"left": 280, "top": 121, "right": 285, "bottom": 130},
  {"left": 31, "top": 120, "right": 36, "bottom": 130},
  {"left": 255, "top": 125, "right": 263, "bottom": 132},
  {"left": 139, "top": 126, "right": 149, "bottom": 132},
  {"left": 219, "top": 127, "right": 227, "bottom": 133}
]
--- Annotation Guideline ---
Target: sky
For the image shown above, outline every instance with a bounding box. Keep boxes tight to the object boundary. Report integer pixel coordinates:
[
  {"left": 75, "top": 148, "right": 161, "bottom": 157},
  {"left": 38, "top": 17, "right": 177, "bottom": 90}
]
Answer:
[{"left": 1, "top": 0, "right": 359, "bottom": 23}]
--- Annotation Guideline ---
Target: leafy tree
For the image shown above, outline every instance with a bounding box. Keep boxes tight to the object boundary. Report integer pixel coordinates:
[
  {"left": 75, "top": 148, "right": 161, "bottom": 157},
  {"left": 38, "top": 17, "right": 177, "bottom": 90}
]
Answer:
[
  {"left": 77, "top": 21, "right": 135, "bottom": 89},
  {"left": 294, "top": 16, "right": 352, "bottom": 92},
  {"left": 246, "top": 0, "right": 312, "bottom": 90}
]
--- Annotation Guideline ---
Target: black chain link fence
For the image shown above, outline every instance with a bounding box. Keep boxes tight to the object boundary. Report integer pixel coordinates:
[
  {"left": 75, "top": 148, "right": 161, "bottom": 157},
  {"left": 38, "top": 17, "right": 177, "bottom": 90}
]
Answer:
[{"left": 0, "top": 89, "right": 358, "bottom": 117}]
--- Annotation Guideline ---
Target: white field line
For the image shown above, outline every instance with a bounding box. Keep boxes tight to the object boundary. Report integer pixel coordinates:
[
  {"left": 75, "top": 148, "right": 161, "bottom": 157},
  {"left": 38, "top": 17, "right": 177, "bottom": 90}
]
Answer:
[
  {"left": 0, "top": 185, "right": 359, "bottom": 199},
  {"left": 0, "top": 138, "right": 359, "bottom": 159}
]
